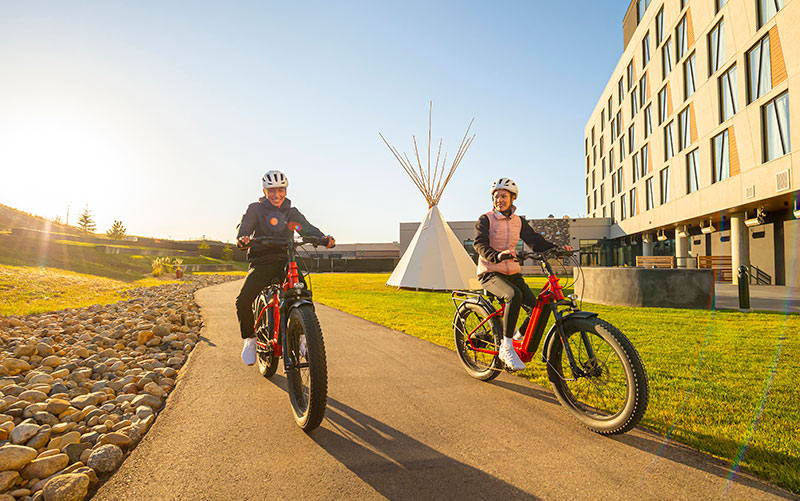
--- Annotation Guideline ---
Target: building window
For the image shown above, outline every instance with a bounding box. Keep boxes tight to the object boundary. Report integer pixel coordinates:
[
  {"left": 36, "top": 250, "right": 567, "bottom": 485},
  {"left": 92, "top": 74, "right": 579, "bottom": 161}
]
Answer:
[
  {"left": 610, "top": 149, "right": 615, "bottom": 170},
  {"left": 644, "top": 105, "right": 653, "bottom": 139},
  {"left": 665, "top": 121, "right": 676, "bottom": 160},
  {"left": 587, "top": 197, "right": 591, "bottom": 214},
  {"left": 602, "top": 156, "right": 606, "bottom": 177},
  {"left": 684, "top": 53, "right": 697, "bottom": 100},
  {"left": 627, "top": 61, "right": 635, "bottom": 89},
  {"left": 611, "top": 172, "right": 617, "bottom": 196},
  {"left": 620, "top": 135, "right": 625, "bottom": 160},
  {"left": 712, "top": 129, "right": 730, "bottom": 182},
  {"left": 659, "top": 167, "right": 670, "bottom": 204},
  {"left": 655, "top": 8, "right": 664, "bottom": 46},
  {"left": 719, "top": 64, "right": 738, "bottom": 122},
  {"left": 631, "top": 85, "right": 639, "bottom": 116},
  {"left": 617, "top": 167, "right": 623, "bottom": 193},
  {"left": 615, "top": 110, "right": 622, "bottom": 138},
  {"left": 628, "top": 125, "right": 636, "bottom": 153},
  {"left": 678, "top": 106, "right": 691, "bottom": 150},
  {"left": 592, "top": 170, "right": 596, "bottom": 188},
  {"left": 716, "top": 0, "right": 727, "bottom": 12},
  {"left": 747, "top": 34, "right": 771, "bottom": 103},
  {"left": 593, "top": 146, "right": 597, "bottom": 165},
  {"left": 608, "top": 96, "right": 614, "bottom": 119},
  {"left": 658, "top": 86, "right": 669, "bottom": 124},
  {"left": 662, "top": 38, "right": 673, "bottom": 78},
  {"left": 687, "top": 148, "right": 700, "bottom": 193},
  {"left": 618, "top": 77, "right": 625, "bottom": 102},
  {"left": 591, "top": 127, "right": 595, "bottom": 144},
  {"left": 641, "top": 144, "right": 649, "bottom": 179},
  {"left": 642, "top": 32, "right": 651, "bottom": 68},
  {"left": 676, "top": 16, "right": 688, "bottom": 62},
  {"left": 593, "top": 190, "right": 597, "bottom": 210},
  {"left": 758, "top": 0, "right": 785, "bottom": 28},
  {"left": 586, "top": 156, "right": 590, "bottom": 173},
  {"left": 630, "top": 188, "right": 637, "bottom": 216},
  {"left": 633, "top": 152, "right": 641, "bottom": 182},
  {"left": 645, "top": 177, "right": 655, "bottom": 210},
  {"left": 600, "top": 136, "right": 605, "bottom": 155},
  {"left": 620, "top": 194, "right": 627, "bottom": 220},
  {"left": 637, "top": 0, "right": 651, "bottom": 22},
  {"left": 639, "top": 74, "right": 648, "bottom": 106},
  {"left": 709, "top": 21, "right": 725, "bottom": 75},
  {"left": 763, "top": 91, "right": 790, "bottom": 162},
  {"left": 610, "top": 201, "right": 616, "bottom": 223}
]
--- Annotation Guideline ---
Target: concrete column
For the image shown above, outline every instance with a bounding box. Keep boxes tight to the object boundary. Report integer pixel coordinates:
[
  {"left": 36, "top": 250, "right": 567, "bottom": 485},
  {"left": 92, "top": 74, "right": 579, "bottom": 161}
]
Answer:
[
  {"left": 730, "top": 212, "right": 751, "bottom": 285},
  {"left": 675, "top": 234, "right": 689, "bottom": 268},
  {"left": 642, "top": 233, "right": 653, "bottom": 256}
]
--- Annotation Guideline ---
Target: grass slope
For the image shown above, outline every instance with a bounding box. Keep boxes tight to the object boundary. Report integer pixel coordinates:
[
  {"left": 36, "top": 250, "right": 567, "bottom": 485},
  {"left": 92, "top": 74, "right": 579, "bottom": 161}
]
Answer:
[
  {"left": 0, "top": 265, "right": 178, "bottom": 316},
  {"left": 310, "top": 273, "right": 800, "bottom": 494}
]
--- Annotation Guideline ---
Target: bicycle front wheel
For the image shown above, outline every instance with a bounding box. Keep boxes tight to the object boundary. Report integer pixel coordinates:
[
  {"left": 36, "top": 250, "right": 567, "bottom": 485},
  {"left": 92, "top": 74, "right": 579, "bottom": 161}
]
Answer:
[
  {"left": 285, "top": 304, "right": 328, "bottom": 431},
  {"left": 546, "top": 316, "right": 648, "bottom": 435},
  {"left": 253, "top": 293, "right": 278, "bottom": 378}
]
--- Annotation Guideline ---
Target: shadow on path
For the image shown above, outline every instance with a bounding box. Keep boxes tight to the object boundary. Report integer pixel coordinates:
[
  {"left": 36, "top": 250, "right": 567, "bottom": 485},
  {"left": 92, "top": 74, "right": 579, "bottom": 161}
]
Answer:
[{"left": 268, "top": 374, "right": 535, "bottom": 500}]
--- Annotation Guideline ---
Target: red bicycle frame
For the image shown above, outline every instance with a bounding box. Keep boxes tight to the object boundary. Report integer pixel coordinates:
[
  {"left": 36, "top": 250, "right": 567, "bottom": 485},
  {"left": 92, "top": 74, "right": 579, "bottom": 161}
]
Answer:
[{"left": 463, "top": 272, "right": 566, "bottom": 363}]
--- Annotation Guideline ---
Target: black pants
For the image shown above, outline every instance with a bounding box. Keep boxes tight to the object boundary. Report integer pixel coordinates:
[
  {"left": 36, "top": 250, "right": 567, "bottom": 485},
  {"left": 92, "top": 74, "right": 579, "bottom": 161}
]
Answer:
[
  {"left": 235, "top": 261, "right": 289, "bottom": 339},
  {"left": 479, "top": 273, "right": 537, "bottom": 338}
]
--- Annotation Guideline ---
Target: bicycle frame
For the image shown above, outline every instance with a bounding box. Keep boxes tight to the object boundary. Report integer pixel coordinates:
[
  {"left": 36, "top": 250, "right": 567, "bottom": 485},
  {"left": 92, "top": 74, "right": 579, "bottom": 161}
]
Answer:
[
  {"left": 455, "top": 255, "right": 596, "bottom": 376},
  {"left": 252, "top": 233, "right": 311, "bottom": 366}
]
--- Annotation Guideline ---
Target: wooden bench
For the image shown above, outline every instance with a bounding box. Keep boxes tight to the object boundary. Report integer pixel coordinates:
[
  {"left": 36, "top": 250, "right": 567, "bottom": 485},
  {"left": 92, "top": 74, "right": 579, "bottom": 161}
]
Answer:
[
  {"left": 697, "top": 256, "right": 732, "bottom": 282},
  {"left": 635, "top": 256, "right": 675, "bottom": 268}
]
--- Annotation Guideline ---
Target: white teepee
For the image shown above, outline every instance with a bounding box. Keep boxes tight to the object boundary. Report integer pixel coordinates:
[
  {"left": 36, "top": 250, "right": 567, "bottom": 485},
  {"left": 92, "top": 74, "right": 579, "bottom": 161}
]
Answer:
[{"left": 380, "top": 102, "right": 480, "bottom": 291}]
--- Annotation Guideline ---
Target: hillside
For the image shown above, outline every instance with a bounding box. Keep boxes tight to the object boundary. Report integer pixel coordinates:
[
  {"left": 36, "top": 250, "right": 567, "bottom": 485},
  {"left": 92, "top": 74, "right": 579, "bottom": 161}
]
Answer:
[{"left": 0, "top": 203, "right": 80, "bottom": 234}]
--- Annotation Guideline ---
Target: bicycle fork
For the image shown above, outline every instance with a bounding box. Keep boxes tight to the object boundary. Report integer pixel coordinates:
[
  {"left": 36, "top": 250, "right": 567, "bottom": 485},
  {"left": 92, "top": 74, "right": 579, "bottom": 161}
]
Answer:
[{"left": 552, "top": 310, "right": 596, "bottom": 379}]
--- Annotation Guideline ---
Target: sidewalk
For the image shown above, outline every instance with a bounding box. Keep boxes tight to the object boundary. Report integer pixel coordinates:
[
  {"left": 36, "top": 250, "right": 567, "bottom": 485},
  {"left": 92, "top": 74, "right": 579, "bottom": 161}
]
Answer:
[{"left": 715, "top": 284, "right": 800, "bottom": 313}]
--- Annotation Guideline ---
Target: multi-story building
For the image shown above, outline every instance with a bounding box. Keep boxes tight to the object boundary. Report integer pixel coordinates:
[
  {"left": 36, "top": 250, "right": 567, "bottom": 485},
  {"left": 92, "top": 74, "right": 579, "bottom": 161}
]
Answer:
[{"left": 585, "top": 0, "right": 800, "bottom": 286}]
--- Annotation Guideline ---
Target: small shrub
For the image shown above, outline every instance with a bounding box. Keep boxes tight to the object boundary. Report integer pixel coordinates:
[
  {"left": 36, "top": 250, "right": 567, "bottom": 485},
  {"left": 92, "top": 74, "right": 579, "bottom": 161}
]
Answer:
[
  {"left": 198, "top": 239, "right": 211, "bottom": 256},
  {"left": 151, "top": 257, "right": 166, "bottom": 277},
  {"left": 221, "top": 244, "right": 233, "bottom": 261}
]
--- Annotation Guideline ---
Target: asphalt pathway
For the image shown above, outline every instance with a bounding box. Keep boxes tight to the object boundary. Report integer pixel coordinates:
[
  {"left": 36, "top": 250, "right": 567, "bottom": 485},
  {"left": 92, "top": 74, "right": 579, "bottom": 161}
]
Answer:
[{"left": 95, "top": 279, "right": 795, "bottom": 500}]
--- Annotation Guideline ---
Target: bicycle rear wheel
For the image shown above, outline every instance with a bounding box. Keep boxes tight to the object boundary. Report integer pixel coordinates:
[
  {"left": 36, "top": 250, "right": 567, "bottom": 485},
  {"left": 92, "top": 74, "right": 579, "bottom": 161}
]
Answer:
[
  {"left": 253, "top": 293, "right": 278, "bottom": 378},
  {"left": 546, "top": 316, "right": 648, "bottom": 435},
  {"left": 285, "top": 304, "right": 328, "bottom": 431},
  {"left": 453, "top": 302, "right": 502, "bottom": 381}
]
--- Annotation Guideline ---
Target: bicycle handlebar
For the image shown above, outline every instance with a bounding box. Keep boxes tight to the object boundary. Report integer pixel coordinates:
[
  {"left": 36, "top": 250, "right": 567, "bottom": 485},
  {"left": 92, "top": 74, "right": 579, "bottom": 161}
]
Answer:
[
  {"left": 499, "top": 247, "right": 577, "bottom": 263},
  {"left": 240, "top": 235, "right": 329, "bottom": 249}
]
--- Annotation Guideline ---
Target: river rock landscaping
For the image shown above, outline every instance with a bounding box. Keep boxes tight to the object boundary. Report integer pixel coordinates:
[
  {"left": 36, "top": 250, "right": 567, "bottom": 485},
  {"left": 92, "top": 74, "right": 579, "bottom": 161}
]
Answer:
[{"left": 0, "top": 275, "right": 238, "bottom": 500}]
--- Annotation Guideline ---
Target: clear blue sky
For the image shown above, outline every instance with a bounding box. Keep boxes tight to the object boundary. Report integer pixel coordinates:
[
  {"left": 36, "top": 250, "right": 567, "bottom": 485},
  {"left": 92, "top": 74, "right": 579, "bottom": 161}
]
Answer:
[{"left": 0, "top": 1, "right": 629, "bottom": 243}]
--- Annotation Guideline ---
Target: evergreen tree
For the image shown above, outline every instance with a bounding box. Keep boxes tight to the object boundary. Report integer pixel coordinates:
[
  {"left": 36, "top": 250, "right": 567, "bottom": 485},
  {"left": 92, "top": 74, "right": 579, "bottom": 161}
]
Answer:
[
  {"left": 77, "top": 205, "right": 96, "bottom": 234},
  {"left": 107, "top": 220, "right": 127, "bottom": 239},
  {"left": 221, "top": 244, "right": 233, "bottom": 261},
  {"left": 198, "top": 239, "right": 211, "bottom": 256}
]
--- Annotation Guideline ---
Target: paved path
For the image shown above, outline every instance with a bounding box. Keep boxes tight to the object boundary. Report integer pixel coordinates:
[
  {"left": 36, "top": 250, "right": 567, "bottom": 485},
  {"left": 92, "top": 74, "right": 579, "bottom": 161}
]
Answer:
[
  {"left": 95, "top": 280, "right": 795, "bottom": 500},
  {"left": 715, "top": 284, "right": 800, "bottom": 313}
]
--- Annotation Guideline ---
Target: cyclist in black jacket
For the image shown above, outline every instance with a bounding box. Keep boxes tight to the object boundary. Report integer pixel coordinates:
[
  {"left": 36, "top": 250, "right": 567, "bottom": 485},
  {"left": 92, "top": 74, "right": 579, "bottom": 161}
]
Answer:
[{"left": 235, "top": 170, "right": 335, "bottom": 365}]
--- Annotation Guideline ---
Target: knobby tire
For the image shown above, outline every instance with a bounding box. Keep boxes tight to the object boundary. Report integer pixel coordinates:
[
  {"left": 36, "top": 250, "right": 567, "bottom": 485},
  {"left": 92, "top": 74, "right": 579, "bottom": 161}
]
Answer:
[{"left": 285, "top": 304, "right": 328, "bottom": 432}]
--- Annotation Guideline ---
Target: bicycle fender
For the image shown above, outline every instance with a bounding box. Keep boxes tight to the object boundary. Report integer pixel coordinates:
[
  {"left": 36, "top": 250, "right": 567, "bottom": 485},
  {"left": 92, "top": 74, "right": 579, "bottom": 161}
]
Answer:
[
  {"left": 540, "top": 311, "right": 599, "bottom": 362},
  {"left": 287, "top": 299, "right": 314, "bottom": 314}
]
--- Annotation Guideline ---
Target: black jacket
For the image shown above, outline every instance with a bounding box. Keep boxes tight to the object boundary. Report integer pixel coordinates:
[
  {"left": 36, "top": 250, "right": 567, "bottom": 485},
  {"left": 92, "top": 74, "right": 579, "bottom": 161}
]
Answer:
[
  {"left": 236, "top": 197, "right": 325, "bottom": 265},
  {"left": 473, "top": 211, "right": 555, "bottom": 265}
]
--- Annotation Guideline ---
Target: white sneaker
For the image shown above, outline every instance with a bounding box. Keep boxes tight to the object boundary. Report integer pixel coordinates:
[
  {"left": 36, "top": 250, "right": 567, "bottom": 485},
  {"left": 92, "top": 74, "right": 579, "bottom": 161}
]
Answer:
[
  {"left": 241, "top": 337, "right": 257, "bottom": 366},
  {"left": 498, "top": 337, "right": 526, "bottom": 371},
  {"left": 512, "top": 329, "right": 524, "bottom": 341}
]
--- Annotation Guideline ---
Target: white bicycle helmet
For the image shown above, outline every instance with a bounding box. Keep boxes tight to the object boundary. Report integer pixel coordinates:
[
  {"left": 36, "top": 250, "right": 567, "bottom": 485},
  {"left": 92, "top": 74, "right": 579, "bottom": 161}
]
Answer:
[
  {"left": 262, "top": 170, "right": 288, "bottom": 189},
  {"left": 491, "top": 177, "right": 518, "bottom": 196}
]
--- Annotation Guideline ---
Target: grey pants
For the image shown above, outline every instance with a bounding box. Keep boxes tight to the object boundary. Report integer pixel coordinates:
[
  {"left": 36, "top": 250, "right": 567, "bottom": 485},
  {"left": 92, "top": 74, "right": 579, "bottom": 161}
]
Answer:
[{"left": 479, "top": 273, "right": 536, "bottom": 338}]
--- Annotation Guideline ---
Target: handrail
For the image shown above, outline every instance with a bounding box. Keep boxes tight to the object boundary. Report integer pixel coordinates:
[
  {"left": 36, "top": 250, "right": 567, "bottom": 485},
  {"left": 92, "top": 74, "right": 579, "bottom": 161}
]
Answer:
[{"left": 748, "top": 264, "right": 771, "bottom": 285}]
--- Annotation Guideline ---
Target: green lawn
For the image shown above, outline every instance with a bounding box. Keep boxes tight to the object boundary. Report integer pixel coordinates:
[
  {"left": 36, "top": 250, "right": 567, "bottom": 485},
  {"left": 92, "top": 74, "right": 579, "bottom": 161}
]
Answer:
[
  {"left": 0, "top": 265, "right": 179, "bottom": 316},
  {"left": 310, "top": 273, "right": 800, "bottom": 494}
]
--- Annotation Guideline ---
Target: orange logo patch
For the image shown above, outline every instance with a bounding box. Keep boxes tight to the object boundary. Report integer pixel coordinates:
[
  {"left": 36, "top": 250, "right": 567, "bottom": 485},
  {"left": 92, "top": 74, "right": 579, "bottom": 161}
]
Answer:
[{"left": 270, "top": 217, "right": 278, "bottom": 226}]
